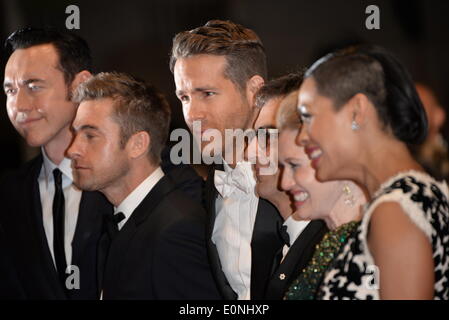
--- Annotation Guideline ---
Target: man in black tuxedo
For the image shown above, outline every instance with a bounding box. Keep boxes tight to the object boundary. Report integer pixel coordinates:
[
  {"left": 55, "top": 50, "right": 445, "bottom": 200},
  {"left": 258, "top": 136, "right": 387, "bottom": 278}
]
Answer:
[
  {"left": 248, "top": 74, "right": 328, "bottom": 299},
  {"left": 0, "top": 27, "right": 203, "bottom": 299},
  {"left": 0, "top": 27, "right": 112, "bottom": 299},
  {"left": 67, "top": 72, "right": 220, "bottom": 299},
  {"left": 170, "top": 20, "right": 284, "bottom": 300}
]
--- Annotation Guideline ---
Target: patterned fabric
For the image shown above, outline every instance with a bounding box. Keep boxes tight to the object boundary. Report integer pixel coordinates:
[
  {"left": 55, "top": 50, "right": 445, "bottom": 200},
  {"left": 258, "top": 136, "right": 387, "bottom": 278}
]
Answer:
[
  {"left": 284, "top": 221, "right": 360, "bottom": 300},
  {"left": 318, "top": 171, "right": 449, "bottom": 300}
]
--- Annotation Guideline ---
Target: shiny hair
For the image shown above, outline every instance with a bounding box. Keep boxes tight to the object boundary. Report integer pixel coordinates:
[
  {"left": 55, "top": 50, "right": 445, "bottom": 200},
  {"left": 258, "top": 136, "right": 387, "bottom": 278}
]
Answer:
[
  {"left": 304, "top": 45, "right": 428, "bottom": 145},
  {"left": 74, "top": 72, "right": 171, "bottom": 164},
  {"left": 5, "top": 27, "right": 92, "bottom": 86},
  {"left": 170, "top": 20, "right": 267, "bottom": 92},
  {"left": 255, "top": 72, "right": 302, "bottom": 108}
]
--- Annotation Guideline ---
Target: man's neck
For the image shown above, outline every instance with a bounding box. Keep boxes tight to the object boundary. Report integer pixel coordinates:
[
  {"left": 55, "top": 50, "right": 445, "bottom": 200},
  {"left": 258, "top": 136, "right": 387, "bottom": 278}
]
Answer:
[
  {"left": 102, "top": 162, "right": 158, "bottom": 207},
  {"left": 43, "top": 127, "right": 73, "bottom": 165}
]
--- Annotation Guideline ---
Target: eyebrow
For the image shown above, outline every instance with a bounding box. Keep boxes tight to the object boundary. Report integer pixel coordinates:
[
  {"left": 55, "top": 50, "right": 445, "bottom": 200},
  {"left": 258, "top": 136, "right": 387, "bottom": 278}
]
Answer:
[
  {"left": 73, "top": 124, "right": 100, "bottom": 133},
  {"left": 3, "top": 78, "right": 45, "bottom": 89},
  {"left": 176, "top": 87, "right": 218, "bottom": 97}
]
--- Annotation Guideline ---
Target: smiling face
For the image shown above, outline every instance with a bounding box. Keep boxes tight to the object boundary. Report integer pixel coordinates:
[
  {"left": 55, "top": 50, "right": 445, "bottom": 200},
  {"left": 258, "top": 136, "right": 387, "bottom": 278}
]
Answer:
[
  {"left": 67, "top": 98, "right": 130, "bottom": 192},
  {"left": 296, "top": 77, "right": 356, "bottom": 182},
  {"left": 247, "top": 97, "right": 282, "bottom": 197},
  {"left": 4, "top": 44, "right": 77, "bottom": 148},
  {"left": 173, "top": 54, "right": 256, "bottom": 159},
  {"left": 279, "top": 128, "right": 343, "bottom": 221}
]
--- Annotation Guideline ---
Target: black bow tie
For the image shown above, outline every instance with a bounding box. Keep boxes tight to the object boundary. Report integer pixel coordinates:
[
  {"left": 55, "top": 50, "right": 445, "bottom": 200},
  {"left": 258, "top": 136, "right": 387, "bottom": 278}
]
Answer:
[
  {"left": 278, "top": 223, "right": 290, "bottom": 247},
  {"left": 106, "top": 212, "right": 125, "bottom": 239},
  {"left": 112, "top": 212, "right": 125, "bottom": 225}
]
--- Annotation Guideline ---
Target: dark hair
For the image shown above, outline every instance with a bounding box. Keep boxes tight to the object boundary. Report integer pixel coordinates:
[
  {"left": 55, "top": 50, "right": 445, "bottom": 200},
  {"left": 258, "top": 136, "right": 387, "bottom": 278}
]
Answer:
[
  {"left": 304, "top": 45, "right": 427, "bottom": 145},
  {"left": 73, "top": 72, "right": 171, "bottom": 164},
  {"left": 255, "top": 72, "right": 303, "bottom": 108},
  {"left": 170, "top": 20, "right": 267, "bottom": 92},
  {"left": 5, "top": 27, "right": 92, "bottom": 85}
]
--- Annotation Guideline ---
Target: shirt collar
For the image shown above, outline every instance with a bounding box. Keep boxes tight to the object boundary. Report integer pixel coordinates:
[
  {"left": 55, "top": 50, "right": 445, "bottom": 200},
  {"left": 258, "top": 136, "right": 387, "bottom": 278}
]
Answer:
[
  {"left": 40, "top": 147, "right": 74, "bottom": 185},
  {"left": 115, "top": 167, "right": 164, "bottom": 222},
  {"left": 283, "top": 216, "right": 310, "bottom": 244}
]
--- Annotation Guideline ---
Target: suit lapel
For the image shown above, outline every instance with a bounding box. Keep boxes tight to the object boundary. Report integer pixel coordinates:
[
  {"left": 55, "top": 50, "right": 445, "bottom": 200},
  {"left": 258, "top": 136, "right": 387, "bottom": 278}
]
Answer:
[
  {"left": 266, "top": 219, "right": 328, "bottom": 299},
  {"left": 250, "top": 198, "right": 283, "bottom": 299},
  {"left": 72, "top": 191, "right": 111, "bottom": 266},
  {"left": 102, "top": 176, "right": 175, "bottom": 295}
]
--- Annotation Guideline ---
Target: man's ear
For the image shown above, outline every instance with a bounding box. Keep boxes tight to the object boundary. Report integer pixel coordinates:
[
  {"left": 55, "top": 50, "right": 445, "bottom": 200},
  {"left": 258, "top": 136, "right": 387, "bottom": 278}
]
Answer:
[
  {"left": 127, "top": 131, "right": 151, "bottom": 160},
  {"left": 245, "top": 75, "right": 265, "bottom": 107},
  {"left": 70, "top": 70, "right": 92, "bottom": 93}
]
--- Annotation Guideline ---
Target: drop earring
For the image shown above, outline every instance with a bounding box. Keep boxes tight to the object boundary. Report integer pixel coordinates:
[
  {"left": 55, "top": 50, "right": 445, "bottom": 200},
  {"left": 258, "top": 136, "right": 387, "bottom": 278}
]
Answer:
[{"left": 342, "top": 184, "right": 356, "bottom": 207}]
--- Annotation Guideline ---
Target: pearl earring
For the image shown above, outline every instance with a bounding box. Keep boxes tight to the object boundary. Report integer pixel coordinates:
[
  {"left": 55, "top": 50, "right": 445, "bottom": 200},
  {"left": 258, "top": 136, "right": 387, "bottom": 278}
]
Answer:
[
  {"left": 342, "top": 184, "right": 356, "bottom": 207},
  {"left": 351, "top": 120, "right": 360, "bottom": 131}
]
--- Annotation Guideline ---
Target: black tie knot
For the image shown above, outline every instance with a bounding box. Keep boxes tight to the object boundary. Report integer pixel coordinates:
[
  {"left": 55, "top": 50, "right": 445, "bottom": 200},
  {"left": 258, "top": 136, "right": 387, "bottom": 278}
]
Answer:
[
  {"left": 278, "top": 223, "right": 290, "bottom": 247},
  {"left": 53, "top": 168, "right": 63, "bottom": 186}
]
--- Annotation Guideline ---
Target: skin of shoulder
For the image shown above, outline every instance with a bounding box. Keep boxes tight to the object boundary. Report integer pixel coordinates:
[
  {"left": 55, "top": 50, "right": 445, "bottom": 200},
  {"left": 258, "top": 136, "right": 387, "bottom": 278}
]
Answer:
[{"left": 368, "top": 201, "right": 434, "bottom": 300}]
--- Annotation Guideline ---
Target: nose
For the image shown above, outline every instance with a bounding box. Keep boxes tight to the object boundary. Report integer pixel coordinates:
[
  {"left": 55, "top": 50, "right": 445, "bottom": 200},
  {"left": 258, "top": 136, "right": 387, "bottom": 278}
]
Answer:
[
  {"left": 10, "top": 89, "right": 33, "bottom": 113},
  {"left": 295, "top": 126, "right": 310, "bottom": 147},
  {"left": 184, "top": 99, "right": 207, "bottom": 126},
  {"left": 280, "top": 167, "right": 295, "bottom": 192},
  {"left": 67, "top": 135, "right": 82, "bottom": 160}
]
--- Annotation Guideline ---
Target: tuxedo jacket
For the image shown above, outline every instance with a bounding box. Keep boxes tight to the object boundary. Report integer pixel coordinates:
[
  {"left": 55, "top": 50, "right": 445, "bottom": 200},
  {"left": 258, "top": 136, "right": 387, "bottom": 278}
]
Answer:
[
  {"left": 0, "top": 155, "right": 113, "bottom": 300},
  {"left": 0, "top": 223, "right": 25, "bottom": 299},
  {"left": 100, "top": 175, "right": 221, "bottom": 300},
  {"left": 204, "top": 165, "right": 284, "bottom": 300},
  {"left": 264, "top": 219, "right": 328, "bottom": 300}
]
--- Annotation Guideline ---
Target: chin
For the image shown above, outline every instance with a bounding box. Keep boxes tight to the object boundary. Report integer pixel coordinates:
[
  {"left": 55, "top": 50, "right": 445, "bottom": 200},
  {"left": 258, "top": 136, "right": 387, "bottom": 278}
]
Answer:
[
  {"left": 24, "top": 134, "right": 47, "bottom": 147},
  {"left": 315, "top": 166, "right": 333, "bottom": 182}
]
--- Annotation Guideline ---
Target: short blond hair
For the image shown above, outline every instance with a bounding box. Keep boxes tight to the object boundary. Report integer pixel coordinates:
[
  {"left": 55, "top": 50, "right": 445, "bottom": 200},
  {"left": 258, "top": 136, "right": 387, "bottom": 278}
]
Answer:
[{"left": 74, "top": 72, "right": 171, "bottom": 164}]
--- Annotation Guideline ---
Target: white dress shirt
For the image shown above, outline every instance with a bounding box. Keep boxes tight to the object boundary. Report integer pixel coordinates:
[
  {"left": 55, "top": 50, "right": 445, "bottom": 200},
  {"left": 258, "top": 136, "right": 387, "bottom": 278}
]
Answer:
[
  {"left": 39, "top": 148, "right": 82, "bottom": 268},
  {"left": 212, "top": 161, "right": 259, "bottom": 300},
  {"left": 114, "top": 167, "right": 164, "bottom": 230},
  {"left": 281, "top": 216, "right": 310, "bottom": 262}
]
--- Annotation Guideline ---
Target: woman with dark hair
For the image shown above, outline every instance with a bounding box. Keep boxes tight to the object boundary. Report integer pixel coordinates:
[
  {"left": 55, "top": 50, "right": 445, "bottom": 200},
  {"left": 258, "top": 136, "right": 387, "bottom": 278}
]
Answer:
[{"left": 296, "top": 45, "right": 449, "bottom": 299}]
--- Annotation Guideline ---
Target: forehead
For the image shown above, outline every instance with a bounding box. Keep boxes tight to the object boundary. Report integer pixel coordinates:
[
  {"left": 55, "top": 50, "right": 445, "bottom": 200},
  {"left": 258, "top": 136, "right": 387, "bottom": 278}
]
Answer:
[
  {"left": 173, "top": 54, "right": 229, "bottom": 87},
  {"left": 279, "top": 129, "right": 305, "bottom": 157},
  {"left": 298, "top": 77, "right": 318, "bottom": 102},
  {"left": 5, "top": 43, "right": 61, "bottom": 79},
  {"left": 75, "top": 98, "right": 116, "bottom": 125}
]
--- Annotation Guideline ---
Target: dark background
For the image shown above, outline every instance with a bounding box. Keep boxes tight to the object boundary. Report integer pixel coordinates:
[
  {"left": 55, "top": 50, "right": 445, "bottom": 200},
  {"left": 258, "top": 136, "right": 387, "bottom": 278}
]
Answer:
[{"left": 1, "top": 0, "right": 448, "bottom": 177}]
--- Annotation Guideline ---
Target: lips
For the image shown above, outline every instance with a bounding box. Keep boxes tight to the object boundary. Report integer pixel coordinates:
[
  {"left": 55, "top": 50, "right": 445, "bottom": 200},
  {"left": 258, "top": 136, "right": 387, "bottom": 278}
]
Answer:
[
  {"left": 73, "top": 163, "right": 89, "bottom": 170},
  {"left": 17, "top": 117, "right": 43, "bottom": 126},
  {"left": 290, "top": 189, "right": 309, "bottom": 209},
  {"left": 305, "top": 146, "right": 322, "bottom": 169}
]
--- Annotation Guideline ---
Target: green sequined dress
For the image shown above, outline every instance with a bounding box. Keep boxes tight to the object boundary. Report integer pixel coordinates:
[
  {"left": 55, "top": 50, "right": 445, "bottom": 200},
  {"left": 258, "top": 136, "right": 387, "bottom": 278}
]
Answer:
[{"left": 284, "top": 220, "right": 360, "bottom": 300}]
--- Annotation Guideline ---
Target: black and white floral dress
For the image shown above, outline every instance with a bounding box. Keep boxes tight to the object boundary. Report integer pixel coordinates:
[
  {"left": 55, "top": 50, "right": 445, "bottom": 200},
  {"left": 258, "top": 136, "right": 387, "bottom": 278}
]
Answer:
[{"left": 318, "top": 171, "right": 449, "bottom": 300}]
